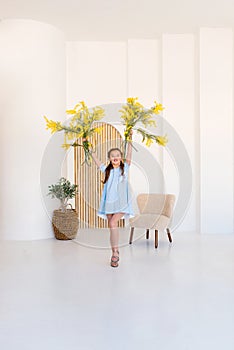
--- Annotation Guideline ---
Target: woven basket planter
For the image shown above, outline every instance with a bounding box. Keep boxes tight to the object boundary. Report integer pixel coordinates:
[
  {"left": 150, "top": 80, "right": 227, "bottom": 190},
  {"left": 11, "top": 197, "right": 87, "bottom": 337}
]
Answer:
[{"left": 52, "top": 209, "right": 78, "bottom": 240}]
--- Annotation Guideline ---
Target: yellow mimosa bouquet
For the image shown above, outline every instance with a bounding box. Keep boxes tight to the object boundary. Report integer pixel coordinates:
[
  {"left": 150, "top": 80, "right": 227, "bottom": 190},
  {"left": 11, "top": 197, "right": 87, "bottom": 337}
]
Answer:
[
  {"left": 44, "top": 101, "right": 105, "bottom": 165},
  {"left": 120, "top": 97, "right": 168, "bottom": 156}
]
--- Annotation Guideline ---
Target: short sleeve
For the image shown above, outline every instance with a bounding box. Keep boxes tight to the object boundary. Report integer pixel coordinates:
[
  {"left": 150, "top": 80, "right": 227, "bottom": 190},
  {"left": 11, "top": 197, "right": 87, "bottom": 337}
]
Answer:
[{"left": 99, "top": 163, "right": 106, "bottom": 173}]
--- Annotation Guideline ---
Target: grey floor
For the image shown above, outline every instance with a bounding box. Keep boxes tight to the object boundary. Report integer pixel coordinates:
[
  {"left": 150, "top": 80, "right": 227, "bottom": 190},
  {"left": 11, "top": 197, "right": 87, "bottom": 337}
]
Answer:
[{"left": 0, "top": 229, "right": 234, "bottom": 350}]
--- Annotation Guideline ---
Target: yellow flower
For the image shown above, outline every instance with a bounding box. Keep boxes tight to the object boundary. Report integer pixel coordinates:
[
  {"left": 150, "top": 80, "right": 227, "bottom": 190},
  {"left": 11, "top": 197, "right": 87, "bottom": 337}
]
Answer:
[
  {"left": 66, "top": 109, "right": 77, "bottom": 115},
  {"left": 68, "top": 128, "right": 83, "bottom": 139},
  {"left": 44, "top": 116, "right": 62, "bottom": 134},
  {"left": 156, "top": 135, "right": 168, "bottom": 146},
  {"left": 145, "top": 138, "right": 153, "bottom": 147},
  {"left": 74, "top": 101, "right": 87, "bottom": 112},
  {"left": 126, "top": 97, "right": 144, "bottom": 110},
  {"left": 135, "top": 101, "right": 143, "bottom": 108},
  {"left": 44, "top": 101, "right": 105, "bottom": 165},
  {"left": 93, "top": 107, "right": 105, "bottom": 120},
  {"left": 93, "top": 126, "right": 103, "bottom": 134},
  {"left": 153, "top": 101, "right": 164, "bottom": 114},
  {"left": 62, "top": 143, "right": 71, "bottom": 150},
  {"left": 80, "top": 101, "right": 86, "bottom": 108},
  {"left": 66, "top": 132, "right": 79, "bottom": 140},
  {"left": 127, "top": 97, "right": 138, "bottom": 105},
  {"left": 83, "top": 111, "right": 89, "bottom": 125}
]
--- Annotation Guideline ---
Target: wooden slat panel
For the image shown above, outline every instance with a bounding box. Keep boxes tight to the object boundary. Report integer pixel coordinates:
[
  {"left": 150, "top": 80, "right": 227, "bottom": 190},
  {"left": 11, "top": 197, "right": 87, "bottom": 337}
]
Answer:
[{"left": 74, "top": 123, "right": 124, "bottom": 228}]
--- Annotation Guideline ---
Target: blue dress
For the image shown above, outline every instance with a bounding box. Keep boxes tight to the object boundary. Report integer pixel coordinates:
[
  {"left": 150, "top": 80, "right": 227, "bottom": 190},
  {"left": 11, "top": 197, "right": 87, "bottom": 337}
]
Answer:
[{"left": 98, "top": 162, "right": 134, "bottom": 220}]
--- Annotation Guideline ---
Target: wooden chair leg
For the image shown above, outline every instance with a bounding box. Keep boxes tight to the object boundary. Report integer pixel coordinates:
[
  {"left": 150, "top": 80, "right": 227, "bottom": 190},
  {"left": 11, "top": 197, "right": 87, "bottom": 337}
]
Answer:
[
  {"left": 155, "top": 230, "right": 158, "bottom": 248},
  {"left": 146, "top": 229, "right": 149, "bottom": 239},
  {"left": 166, "top": 228, "right": 172, "bottom": 243},
  {"left": 129, "top": 227, "right": 134, "bottom": 244}
]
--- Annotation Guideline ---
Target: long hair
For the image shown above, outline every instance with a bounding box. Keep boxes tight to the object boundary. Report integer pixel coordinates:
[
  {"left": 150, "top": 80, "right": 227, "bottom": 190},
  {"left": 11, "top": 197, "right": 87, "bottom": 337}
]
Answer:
[{"left": 102, "top": 148, "right": 124, "bottom": 184}]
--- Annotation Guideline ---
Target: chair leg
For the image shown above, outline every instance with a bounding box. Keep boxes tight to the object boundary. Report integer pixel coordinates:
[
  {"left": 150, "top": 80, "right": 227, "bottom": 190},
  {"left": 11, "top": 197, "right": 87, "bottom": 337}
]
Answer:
[
  {"left": 129, "top": 227, "right": 134, "bottom": 244},
  {"left": 166, "top": 228, "right": 172, "bottom": 243},
  {"left": 146, "top": 229, "right": 149, "bottom": 239},
  {"left": 155, "top": 230, "right": 158, "bottom": 248}
]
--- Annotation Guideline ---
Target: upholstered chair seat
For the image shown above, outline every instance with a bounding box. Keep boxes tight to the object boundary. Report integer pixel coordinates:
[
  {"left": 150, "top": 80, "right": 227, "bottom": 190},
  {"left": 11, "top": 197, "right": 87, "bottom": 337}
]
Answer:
[{"left": 129, "top": 194, "right": 176, "bottom": 248}]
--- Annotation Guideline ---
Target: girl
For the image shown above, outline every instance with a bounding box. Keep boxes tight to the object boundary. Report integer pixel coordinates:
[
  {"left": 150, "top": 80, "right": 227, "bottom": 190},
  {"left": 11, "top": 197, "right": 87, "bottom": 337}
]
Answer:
[{"left": 91, "top": 132, "right": 134, "bottom": 267}]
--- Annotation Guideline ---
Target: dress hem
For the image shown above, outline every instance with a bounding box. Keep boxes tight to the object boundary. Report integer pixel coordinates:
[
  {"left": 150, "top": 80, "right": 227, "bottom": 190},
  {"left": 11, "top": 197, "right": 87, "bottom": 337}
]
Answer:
[{"left": 97, "top": 212, "right": 135, "bottom": 220}]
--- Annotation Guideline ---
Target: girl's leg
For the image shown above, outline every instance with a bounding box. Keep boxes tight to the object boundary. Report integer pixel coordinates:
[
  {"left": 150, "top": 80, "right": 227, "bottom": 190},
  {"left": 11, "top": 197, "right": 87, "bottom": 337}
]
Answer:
[
  {"left": 107, "top": 213, "right": 117, "bottom": 258},
  {"left": 106, "top": 214, "right": 113, "bottom": 228},
  {"left": 108, "top": 212, "right": 124, "bottom": 266}
]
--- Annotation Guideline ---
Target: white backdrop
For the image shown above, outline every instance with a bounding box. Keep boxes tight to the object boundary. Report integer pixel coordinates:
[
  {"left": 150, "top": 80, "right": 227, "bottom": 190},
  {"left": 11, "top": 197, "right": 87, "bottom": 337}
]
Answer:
[{"left": 0, "top": 19, "right": 233, "bottom": 238}]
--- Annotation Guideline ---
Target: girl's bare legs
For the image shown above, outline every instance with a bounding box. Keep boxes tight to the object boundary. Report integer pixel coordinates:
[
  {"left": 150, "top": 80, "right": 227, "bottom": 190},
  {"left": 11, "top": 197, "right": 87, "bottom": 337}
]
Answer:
[{"left": 107, "top": 213, "right": 124, "bottom": 266}]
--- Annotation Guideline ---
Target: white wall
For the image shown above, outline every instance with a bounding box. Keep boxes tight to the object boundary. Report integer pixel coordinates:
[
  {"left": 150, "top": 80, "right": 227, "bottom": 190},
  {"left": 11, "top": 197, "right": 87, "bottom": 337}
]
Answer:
[
  {"left": 66, "top": 31, "right": 234, "bottom": 234},
  {"left": 200, "top": 28, "right": 233, "bottom": 234},
  {"left": 0, "top": 19, "right": 66, "bottom": 240},
  {"left": 162, "top": 34, "right": 196, "bottom": 232},
  {"left": 66, "top": 41, "right": 127, "bottom": 107}
]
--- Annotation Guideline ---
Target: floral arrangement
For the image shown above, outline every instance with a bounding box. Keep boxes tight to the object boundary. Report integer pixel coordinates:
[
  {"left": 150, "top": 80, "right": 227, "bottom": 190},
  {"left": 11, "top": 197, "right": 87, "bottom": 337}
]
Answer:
[
  {"left": 119, "top": 97, "right": 168, "bottom": 156},
  {"left": 44, "top": 98, "right": 168, "bottom": 165},
  {"left": 44, "top": 101, "right": 105, "bottom": 165}
]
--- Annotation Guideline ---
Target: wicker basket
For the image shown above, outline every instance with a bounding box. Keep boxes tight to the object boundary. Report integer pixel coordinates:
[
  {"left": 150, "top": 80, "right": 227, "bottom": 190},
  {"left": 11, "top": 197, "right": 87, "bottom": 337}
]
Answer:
[{"left": 52, "top": 209, "right": 78, "bottom": 240}]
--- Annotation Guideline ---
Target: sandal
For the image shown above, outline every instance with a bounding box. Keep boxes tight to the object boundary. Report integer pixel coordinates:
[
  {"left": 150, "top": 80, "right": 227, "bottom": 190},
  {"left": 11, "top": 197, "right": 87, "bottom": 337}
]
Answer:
[{"left": 110, "top": 250, "right": 119, "bottom": 268}]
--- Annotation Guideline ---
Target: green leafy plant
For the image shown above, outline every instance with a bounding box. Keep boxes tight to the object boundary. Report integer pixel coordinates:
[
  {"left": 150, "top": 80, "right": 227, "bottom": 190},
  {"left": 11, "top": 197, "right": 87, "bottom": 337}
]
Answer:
[{"left": 48, "top": 177, "right": 78, "bottom": 212}]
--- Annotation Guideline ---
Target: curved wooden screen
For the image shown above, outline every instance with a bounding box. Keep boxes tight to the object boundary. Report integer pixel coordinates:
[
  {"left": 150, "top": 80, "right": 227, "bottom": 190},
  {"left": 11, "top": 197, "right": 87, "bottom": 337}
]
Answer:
[{"left": 74, "top": 122, "right": 125, "bottom": 228}]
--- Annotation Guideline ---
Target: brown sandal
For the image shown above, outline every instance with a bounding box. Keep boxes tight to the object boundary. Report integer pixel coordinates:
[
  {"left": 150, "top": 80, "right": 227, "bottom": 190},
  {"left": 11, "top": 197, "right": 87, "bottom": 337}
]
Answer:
[{"left": 110, "top": 250, "right": 119, "bottom": 268}]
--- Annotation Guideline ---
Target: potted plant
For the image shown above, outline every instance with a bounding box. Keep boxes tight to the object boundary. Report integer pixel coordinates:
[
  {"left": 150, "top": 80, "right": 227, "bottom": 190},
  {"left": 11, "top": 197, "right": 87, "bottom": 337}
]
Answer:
[{"left": 48, "top": 177, "right": 79, "bottom": 240}]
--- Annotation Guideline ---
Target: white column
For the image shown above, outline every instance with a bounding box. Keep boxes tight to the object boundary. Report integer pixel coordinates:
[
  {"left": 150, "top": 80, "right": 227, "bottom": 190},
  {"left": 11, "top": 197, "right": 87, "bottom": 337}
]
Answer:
[
  {"left": 0, "top": 19, "right": 66, "bottom": 240},
  {"left": 162, "top": 34, "right": 196, "bottom": 232},
  {"left": 200, "top": 28, "right": 233, "bottom": 234},
  {"left": 127, "top": 39, "right": 164, "bottom": 197}
]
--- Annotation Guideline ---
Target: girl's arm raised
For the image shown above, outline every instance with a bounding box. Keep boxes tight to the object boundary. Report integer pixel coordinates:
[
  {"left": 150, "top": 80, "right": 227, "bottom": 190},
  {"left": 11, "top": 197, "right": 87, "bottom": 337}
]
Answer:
[
  {"left": 125, "top": 130, "right": 133, "bottom": 165},
  {"left": 91, "top": 151, "right": 102, "bottom": 168}
]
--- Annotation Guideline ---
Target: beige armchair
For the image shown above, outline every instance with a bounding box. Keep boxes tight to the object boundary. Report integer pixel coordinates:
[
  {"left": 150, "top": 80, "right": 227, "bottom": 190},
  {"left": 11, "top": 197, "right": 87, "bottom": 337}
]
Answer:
[{"left": 129, "top": 194, "right": 176, "bottom": 248}]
